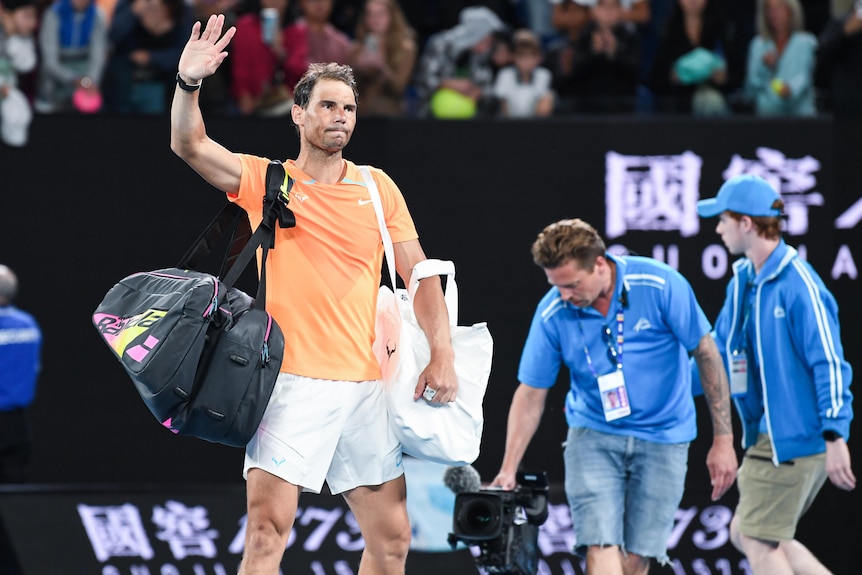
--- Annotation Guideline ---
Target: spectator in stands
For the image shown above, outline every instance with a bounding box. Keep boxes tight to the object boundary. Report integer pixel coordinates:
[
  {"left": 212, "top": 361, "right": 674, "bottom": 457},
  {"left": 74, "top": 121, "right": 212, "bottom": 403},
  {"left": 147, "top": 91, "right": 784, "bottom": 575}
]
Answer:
[
  {"left": 331, "top": 0, "right": 361, "bottom": 36},
  {"left": 744, "top": 0, "right": 817, "bottom": 116},
  {"left": 0, "top": 0, "right": 36, "bottom": 147},
  {"left": 414, "top": 5, "right": 506, "bottom": 119},
  {"left": 104, "top": 0, "right": 193, "bottom": 114},
  {"left": 0, "top": 264, "right": 42, "bottom": 483},
  {"left": 574, "top": 0, "right": 651, "bottom": 24},
  {"left": 294, "top": 0, "right": 353, "bottom": 66},
  {"left": 189, "top": 0, "right": 239, "bottom": 114},
  {"left": 490, "top": 27, "right": 515, "bottom": 77},
  {"left": 568, "top": 0, "right": 642, "bottom": 113},
  {"left": 493, "top": 27, "right": 554, "bottom": 117},
  {"left": 544, "top": 0, "right": 590, "bottom": 114},
  {"left": 550, "top": 0, "right": 591, "bottom": 43},
  {"left": 35, "top": 0, "right": 108, "bottom": 114},
  {"left": 649, "top": 0, "right": 734, "bottom": 116},
  {"left": 816, "top": 0, "right": 862, "bottom": 117},
  {"left": 348, "top": 0, "right": 417, "bottom": 117},
  {"left": 231, "top": 0, "right": 305, "bottom": 116}
]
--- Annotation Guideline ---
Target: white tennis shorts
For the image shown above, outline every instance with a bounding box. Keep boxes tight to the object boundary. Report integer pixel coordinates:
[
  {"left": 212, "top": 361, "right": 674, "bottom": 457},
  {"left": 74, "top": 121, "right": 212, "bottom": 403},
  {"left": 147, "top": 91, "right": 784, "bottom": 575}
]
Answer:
[{"left": 243, "top": 372, "right": 404, "bottom": 494}]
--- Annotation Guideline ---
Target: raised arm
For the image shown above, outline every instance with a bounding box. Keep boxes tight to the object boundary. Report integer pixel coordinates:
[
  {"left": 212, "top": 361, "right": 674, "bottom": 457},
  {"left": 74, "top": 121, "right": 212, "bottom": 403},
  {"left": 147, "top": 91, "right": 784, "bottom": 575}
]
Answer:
[
  {"left": 170, "top": 14, "right": 242, "bottom": 194},
  {"left": 692, "top": 333, "right": 738, "bottom": 501}
]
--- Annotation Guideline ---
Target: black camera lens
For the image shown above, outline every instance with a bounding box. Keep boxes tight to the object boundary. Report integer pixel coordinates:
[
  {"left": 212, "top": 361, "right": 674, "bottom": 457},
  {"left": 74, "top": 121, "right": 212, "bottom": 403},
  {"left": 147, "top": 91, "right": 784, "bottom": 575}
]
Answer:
[{"left": 454, "top": 493, "right": 503, "bottom": 540}]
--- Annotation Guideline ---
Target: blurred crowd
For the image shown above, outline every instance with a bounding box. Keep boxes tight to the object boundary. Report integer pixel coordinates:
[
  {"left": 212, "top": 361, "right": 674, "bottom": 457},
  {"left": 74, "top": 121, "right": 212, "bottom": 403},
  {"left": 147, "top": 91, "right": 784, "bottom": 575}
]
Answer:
[{"left": 1, "top": 0, "right": 861, "bottom": 146}]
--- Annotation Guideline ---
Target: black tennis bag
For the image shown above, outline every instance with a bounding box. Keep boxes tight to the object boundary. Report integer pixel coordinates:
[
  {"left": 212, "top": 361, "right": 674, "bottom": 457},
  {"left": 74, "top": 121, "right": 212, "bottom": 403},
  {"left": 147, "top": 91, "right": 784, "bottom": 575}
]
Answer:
[{"left": 92, "top": 161, "right": 295, "bottom": 447}]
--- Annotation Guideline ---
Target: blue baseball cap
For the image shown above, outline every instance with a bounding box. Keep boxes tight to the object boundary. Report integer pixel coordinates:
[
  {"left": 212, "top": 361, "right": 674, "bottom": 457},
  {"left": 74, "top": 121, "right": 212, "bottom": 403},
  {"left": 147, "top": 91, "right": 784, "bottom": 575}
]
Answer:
[{"left": 697, "top": 175, "right": 782, "bottom": 218}]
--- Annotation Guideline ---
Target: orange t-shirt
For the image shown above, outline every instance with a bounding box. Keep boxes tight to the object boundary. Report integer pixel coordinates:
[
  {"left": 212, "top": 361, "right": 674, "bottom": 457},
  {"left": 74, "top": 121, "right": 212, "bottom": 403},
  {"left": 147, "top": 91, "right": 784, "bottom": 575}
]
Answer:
[{"left": 230, "top": 155, "right": 418, "bottom": 381}]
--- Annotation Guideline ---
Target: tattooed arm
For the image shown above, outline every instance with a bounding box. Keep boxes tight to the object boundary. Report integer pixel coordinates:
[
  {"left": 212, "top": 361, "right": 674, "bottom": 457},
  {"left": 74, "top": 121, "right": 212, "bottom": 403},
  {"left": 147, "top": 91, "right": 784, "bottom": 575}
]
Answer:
[{"left": 693, "top": 333, "right": 738, "bottom": 501}]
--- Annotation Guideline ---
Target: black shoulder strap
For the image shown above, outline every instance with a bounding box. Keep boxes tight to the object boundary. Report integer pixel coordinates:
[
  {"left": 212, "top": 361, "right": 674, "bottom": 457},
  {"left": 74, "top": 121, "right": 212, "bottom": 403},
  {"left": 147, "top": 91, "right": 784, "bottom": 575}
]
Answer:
[{"left": 177, "top": 160, "right": 296, "bottom": 309}]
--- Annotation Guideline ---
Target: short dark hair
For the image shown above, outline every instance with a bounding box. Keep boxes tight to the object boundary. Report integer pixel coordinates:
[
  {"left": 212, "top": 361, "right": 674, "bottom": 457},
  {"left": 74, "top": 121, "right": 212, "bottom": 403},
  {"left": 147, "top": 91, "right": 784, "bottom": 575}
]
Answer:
[
  {"left": 293, "top": 62, "right": 359, "bottom": 110},
  {"left": 531, "top": 219, "right": 606, "bottom": 270}
]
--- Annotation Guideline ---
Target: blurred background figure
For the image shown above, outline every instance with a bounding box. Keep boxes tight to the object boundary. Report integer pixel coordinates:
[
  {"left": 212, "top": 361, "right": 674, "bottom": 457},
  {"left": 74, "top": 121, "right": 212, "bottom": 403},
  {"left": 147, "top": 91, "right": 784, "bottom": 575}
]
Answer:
[
  {"left": 294, "top": 0, "right": 353, "bottom": 66},
  {"left": 744, "top": 0, "right": 818, "bottom": 116},
  {"left": 493, "top": 27, "right": 554, "bottom": 117},
  {"left": 35, "top": 0, "right": 108, "bottom": 114},
  {"left": 543, "top": 0, "right": 588, "bottom": 115},
  {"left": 330, "top": 0, "right": 362, "bottom": 36},
  {"left": 414, "top": 5, "right": 506, "bottom": 119},
  {"left": 231, "top": 0, "right": 305, "bottom": 116},
  {"left": 573, "top": 0, "right": 651, "bottom": 24},
  {"left": 0, "top": 0, "right": 37, "bottom": 147},
  {"left": 649, "top": 0, "right": 737, "bottom": 116},
  {"left": 0, "top": 265, "right": 42, "bottom": 484},
  {"left": 103, "top": 0, "right": 193, "bottom": 114},
  {"left": 348, "top": 0, "right": 417, "bottom": 118},
  {"left": 568, "top": 0, "right": 642, "bottom": 114},
  {"left": 816, "top": 0, "right": 862, "bottom": 117}
]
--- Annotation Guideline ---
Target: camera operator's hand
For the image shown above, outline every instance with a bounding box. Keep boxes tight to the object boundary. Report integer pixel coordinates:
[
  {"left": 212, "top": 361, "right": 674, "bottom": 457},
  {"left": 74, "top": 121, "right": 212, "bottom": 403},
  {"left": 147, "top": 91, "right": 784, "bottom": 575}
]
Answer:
[{"left": 490, "top": 470, "right": 517, "bottom": 491}]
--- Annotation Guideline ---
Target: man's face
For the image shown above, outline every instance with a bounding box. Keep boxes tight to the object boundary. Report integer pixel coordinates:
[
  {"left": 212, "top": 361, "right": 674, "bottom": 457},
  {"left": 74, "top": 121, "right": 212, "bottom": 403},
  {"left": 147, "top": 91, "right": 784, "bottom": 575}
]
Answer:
[
  {"left": 293, "top": 79, "right": 357, "bottom": 153},
  {"left": 716, "top": 212, "right": 746, "bottom": 255},
  {"left": 544, "top": 257, "right": 608, "bottom": 308}
]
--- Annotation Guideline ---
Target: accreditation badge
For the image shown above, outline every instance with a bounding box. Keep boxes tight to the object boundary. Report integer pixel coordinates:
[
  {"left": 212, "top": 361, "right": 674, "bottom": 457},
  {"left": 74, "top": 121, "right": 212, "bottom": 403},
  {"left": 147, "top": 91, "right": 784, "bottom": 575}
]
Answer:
[
  {"left": 730, "top": 350, "right": 749, "bottom": 396},
  {"left": 598, "top": 370, "right": 631, "bottom": 421}
]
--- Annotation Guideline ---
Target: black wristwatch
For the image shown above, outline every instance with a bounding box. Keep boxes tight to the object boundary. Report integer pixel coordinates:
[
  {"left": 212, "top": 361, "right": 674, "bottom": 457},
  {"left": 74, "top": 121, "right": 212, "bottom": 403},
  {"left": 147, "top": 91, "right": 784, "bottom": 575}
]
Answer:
[
  {"left": 176, "top": 72, "right": 202, "bottom": 92},
  {"left": 823, "top": 430, "right": 841, "bottom": 442}
]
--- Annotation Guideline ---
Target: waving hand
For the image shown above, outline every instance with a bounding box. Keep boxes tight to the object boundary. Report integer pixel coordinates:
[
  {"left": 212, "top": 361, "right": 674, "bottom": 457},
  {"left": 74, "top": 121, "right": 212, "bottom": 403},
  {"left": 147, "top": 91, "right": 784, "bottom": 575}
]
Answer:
[{"left": 178, "top": 14, "right": 236, "bottom": 83}]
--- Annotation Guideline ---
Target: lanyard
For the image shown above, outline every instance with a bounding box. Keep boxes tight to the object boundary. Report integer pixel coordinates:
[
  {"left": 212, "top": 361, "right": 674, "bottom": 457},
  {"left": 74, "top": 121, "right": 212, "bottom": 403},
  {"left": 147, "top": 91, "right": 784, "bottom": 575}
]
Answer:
[
  {"left": 738, "top": 281, "right": 756, "bottom": 352},
  {"left": 578, "top": 308, "right": 624, "bottom": 378}
]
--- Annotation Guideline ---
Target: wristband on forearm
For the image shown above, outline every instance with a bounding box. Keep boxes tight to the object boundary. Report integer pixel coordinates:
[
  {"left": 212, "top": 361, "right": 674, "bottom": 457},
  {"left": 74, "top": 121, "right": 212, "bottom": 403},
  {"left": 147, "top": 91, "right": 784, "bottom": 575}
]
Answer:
[{"left": 176, "top": 73, "right": 202, "bottom": 92}]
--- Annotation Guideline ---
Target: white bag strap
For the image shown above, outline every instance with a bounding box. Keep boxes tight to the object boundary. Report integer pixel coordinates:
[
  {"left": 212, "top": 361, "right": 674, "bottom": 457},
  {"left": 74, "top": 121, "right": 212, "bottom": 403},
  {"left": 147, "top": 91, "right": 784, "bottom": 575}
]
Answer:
[
  {"left": 359, "top": 166, "right": 458, "bottom": 326},
  {"left": 360, "top": 165, "right": 397, "bottom": 295}
]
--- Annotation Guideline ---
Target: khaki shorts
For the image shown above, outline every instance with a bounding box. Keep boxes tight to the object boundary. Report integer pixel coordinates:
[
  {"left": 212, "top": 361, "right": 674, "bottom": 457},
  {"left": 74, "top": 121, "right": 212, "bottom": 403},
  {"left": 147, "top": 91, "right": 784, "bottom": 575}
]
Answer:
[
  {"left": 735, "top": 434, "right": 827, "bottom": 542},
  {"left": 243, "top": 373, "right": 404, "bottom": 494}
]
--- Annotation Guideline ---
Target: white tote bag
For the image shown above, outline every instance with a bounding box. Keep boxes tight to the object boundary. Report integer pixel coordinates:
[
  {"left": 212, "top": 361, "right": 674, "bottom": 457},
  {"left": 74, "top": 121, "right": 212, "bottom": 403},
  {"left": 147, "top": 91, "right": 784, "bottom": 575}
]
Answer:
[{"left": 361, "top": 166, "right": 493, "bottom": 466}]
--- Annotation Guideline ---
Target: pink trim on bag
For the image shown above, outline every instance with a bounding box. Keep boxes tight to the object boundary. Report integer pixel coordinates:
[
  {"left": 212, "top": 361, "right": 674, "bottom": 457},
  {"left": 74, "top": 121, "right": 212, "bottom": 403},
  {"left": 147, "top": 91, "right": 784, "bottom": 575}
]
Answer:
[
  {"left": 264, "top": 312, "right": 272, "bottom": 341},
  {"left": 161, "top": 418, "right": 180, "bottom": 434}
]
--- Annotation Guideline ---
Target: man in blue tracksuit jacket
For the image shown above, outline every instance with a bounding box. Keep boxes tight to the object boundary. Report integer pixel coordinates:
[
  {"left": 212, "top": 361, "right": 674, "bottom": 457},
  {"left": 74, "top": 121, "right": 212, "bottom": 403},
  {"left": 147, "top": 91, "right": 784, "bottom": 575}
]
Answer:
[{"left": 698, "top": 174, "right": 855, "bottom": 575}]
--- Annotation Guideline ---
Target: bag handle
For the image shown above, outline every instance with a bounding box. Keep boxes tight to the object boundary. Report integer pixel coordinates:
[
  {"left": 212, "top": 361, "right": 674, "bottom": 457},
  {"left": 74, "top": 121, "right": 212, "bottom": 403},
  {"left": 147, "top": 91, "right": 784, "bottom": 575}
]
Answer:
[
  {"left": 359, "top": 166, "right": 457, "bottom": 325},
  {"left": 409, "top": 259, "right": 457, "bottom": 326},
  {"left": 177, "top": 160, "right": 294, "bottom": 309}
]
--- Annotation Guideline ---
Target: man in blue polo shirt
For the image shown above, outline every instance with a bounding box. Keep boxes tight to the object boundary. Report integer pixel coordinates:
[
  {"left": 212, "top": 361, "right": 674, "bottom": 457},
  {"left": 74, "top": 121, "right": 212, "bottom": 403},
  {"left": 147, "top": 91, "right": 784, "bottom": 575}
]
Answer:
[
  {"left": 0, "top": 264, "right": 42, "bottom": 483},
  {"left": 491, "top": 218, "right": 737, "bottom": 575}
]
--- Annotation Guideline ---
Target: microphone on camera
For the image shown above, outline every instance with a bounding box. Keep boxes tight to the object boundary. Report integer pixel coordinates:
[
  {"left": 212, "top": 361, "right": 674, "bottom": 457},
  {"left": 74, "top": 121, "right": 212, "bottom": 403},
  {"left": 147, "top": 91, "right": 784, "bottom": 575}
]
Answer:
[{"left": 443, "top": 465, "right": 482, "bottom": 494}]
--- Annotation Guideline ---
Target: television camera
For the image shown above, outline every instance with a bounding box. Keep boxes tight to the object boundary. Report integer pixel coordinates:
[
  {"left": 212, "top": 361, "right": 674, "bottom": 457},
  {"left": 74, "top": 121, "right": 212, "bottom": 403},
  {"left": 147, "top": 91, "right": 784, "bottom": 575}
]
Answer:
[{"left": 446, "top": 467, "right": 549, "bottom": 575}]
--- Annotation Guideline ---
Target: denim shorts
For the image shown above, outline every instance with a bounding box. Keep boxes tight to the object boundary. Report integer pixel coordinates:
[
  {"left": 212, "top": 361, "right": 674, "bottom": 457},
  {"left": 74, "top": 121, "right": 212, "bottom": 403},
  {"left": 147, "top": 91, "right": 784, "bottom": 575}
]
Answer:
[{"left": 563, "top": 426, "right": 690, "bottom": 562}]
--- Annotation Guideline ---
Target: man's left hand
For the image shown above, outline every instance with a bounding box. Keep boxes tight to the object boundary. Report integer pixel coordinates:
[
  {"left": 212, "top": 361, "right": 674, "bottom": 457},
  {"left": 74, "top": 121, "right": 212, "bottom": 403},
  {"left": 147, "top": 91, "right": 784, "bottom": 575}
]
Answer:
[
  {"left": 826, "top": 438, "right": 856, "bottom": 491},
  {"left": 706, "top": 435, "right": 738, "bottom": 501}
]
